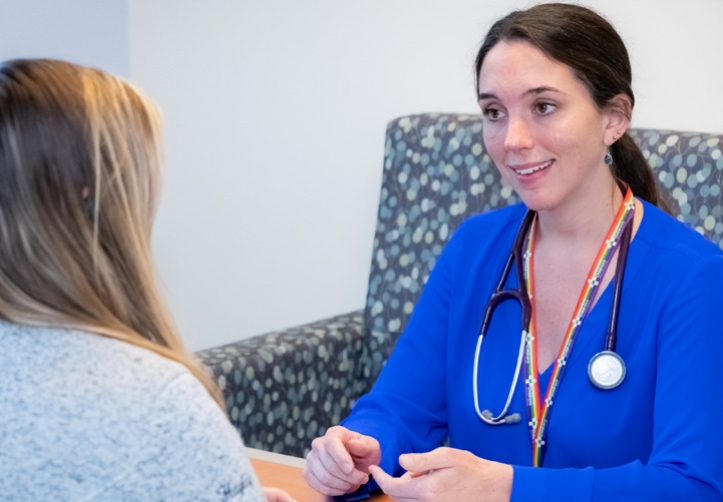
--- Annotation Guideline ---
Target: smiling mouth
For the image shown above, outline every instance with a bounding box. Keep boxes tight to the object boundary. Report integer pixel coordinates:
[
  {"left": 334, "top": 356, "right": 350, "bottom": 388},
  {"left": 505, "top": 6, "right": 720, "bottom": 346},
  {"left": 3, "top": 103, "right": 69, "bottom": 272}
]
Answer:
[{"left": 513, "top": 159, "right": 554, "bottom": 176}]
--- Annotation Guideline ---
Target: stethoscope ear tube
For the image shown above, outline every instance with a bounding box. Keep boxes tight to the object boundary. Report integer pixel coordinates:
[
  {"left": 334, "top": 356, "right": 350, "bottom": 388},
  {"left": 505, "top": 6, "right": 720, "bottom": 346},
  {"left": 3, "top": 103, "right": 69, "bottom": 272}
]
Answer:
[
  {"left": 473, "top": 211, "right": 535, "bottom": 426},
  {"left": 473, "top": 327, "right": 527, "bottom": 425}
]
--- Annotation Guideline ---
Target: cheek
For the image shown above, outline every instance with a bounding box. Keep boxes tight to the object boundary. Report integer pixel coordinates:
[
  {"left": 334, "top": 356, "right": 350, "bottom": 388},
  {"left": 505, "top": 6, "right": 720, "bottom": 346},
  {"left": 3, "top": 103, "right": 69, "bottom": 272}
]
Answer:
[
  {"left": 549, "top": 127, "right": 601, "bottom": 166},
  {"left": 551, "top": 110, "right": 607, "bottom": 157},
  {"left": 482, "top": 127, "right": 506, "bottom": 165},
  {"left": 537, "top": 125, "right": 591, "bottom": 166},
  {"left": 544, "top": 129, "right": 574, "bottom": 154}
]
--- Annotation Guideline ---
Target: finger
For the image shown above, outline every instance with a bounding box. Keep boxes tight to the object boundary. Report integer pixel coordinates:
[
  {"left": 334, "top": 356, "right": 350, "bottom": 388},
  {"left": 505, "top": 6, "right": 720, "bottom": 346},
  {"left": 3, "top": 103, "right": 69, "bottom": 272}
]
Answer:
[
  {"left": 310, "top": 446, "right": 369, "bottom": 487},
  {"left": 313, "top": 442, "right": 357, "bottom": 482},
  {"left": 347, "top": 435, "right": 378, "bottom": 456},
  {"left": 348, "top": 436, "right": 381, "bottom": 465},
  {"left": 319, "top": 433, "right": 356, "bottom": 475},
  {"left": 312, "top": 430, "right": 361, "bottom": 476},
  {"left": 303, "top": 465, "right": 347, "bottom": 496},
  {"left": 304, "top": 459, "right": 362, "bottom": 496},
  {"left": 369, "top": 465, "right": 422, "bottom": 500},
  {"left": 262, "top": 486, "right": 297, "bottom": 502},
  {"left": 399, "top": 447, "right": 454, "bottom": 473},
  {"left": 304, "top": 452, "right": 339, "bottom": 495}
]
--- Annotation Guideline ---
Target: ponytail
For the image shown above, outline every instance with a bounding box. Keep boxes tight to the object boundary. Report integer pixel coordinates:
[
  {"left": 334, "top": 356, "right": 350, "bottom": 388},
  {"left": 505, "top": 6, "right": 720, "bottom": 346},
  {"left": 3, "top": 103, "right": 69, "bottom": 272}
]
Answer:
[{"left": 611, "top": 133, "right": 670, "bottom": 213}]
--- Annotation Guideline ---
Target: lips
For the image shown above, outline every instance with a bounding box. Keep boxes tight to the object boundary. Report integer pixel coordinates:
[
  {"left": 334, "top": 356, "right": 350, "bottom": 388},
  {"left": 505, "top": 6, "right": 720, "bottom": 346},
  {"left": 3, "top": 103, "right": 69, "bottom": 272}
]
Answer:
[{"left": 511, "top": 159, "right": 554, "bottom": 176}]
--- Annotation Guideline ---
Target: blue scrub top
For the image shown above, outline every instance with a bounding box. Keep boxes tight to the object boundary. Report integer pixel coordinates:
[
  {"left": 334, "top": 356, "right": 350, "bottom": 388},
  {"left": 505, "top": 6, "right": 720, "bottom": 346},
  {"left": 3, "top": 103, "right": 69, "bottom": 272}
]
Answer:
[{"left": 343, "top": 200, "right": 723, "bottom": 501}]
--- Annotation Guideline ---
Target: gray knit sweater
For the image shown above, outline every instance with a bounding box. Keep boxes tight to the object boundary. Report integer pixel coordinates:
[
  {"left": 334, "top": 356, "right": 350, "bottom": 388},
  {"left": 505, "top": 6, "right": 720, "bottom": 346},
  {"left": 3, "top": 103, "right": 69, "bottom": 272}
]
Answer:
[{"left": 0, "top": 320, "right": 266, "bottom": 502}]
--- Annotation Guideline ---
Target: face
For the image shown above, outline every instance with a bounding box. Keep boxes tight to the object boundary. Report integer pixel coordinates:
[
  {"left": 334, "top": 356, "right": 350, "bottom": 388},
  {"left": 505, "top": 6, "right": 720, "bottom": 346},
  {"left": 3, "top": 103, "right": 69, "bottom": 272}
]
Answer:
[{"left": 477, "top": 40, "right": 620, "bottom": 214}]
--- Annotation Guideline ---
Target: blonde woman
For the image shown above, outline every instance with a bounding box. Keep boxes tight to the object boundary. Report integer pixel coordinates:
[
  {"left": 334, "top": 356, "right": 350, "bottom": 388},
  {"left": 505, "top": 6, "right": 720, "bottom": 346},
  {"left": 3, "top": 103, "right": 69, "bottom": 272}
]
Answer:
[{"left": 0, "top": 59, "right": 292, "bottom": 502}]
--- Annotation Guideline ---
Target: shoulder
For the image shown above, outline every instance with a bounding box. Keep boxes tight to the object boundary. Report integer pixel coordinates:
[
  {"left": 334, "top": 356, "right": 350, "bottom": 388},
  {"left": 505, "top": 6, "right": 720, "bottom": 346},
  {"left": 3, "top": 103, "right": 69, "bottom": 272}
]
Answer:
[
  {"left": 0, "top": 323, "right": 264, "bottom": 502},
  {"left": 636, "top": 200, "right": 723, "bottom": 266},
  {"left": 457, "top": 203, "right": 528, "bottom": 232},
  {"left": 435, "top": 204, "right": 527, "bottom": 270},
  {"left": 631, "top": 201, "right": 723, "bottom": 308},
  {"left": 451, "top": 203, "right": 527, "bottom": 248},
  {"left": 0, "top": 321, "right": 190, "bottom": 386}
]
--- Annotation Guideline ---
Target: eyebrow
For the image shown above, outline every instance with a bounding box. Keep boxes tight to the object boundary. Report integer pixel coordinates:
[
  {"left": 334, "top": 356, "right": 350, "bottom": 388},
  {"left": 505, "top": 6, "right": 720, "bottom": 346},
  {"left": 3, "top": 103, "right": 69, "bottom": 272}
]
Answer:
[{"left": 477, "top": 86, "right": 562, "bottom": 101}]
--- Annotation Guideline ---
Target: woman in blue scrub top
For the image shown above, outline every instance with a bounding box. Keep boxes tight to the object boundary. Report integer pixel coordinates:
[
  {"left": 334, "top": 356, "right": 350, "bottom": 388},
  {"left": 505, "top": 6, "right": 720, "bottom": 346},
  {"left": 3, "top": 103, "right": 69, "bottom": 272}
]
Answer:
[{"left": 304, "top": 4, "right": 723, "bottom": 501}]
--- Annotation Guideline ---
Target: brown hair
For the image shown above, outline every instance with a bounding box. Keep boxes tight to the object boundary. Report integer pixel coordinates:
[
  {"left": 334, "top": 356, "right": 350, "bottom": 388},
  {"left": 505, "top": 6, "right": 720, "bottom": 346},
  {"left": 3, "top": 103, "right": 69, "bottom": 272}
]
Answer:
[
  {"left": 0, "top": 59, "right": 224, "bottom": 408},
  {"left": 474, "top": 3, "right": 668, "bottom": 210}
]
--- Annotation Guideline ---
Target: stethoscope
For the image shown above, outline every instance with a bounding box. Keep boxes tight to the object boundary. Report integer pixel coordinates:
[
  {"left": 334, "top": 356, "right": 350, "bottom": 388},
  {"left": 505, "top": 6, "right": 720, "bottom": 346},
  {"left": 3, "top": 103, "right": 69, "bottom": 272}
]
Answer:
[{"left": 473, "top": 207, "right": 633, "bottom": 426}]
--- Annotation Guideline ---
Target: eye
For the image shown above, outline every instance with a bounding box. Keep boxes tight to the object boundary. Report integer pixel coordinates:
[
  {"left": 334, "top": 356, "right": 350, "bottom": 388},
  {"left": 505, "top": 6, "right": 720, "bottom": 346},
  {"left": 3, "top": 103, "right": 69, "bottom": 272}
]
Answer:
[
  {"left": 534, "top": 102, "right": 556, "bottom": 115},
  {"left": 482, "top": 106, "right": 506, "bottom": 121}
]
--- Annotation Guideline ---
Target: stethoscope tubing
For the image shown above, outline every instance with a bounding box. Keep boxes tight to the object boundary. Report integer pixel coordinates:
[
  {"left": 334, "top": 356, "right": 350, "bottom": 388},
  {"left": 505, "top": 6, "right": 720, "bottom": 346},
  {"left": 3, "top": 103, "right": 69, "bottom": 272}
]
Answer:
[
  {"left": 606, "top": 218, "right": 633, "bottom": 352},
  {"left": 473, "top": 326, "right": 526, "bottom": 424},
  {"left": 477, "top": 210, "right": 534, "bottom": 340},
  {"left": 473, "top": 210, "right": 534, "bottom": 426},
  {"left": 473, "top": 204, "right": 632, "bottom": 426}
]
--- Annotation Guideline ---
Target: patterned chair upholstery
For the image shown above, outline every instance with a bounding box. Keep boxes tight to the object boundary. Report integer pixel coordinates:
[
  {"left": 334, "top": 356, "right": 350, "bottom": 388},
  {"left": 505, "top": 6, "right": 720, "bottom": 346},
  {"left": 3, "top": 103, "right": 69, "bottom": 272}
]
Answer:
[{"left": 196, "top": 113, "right": 723, "bottom": 457}]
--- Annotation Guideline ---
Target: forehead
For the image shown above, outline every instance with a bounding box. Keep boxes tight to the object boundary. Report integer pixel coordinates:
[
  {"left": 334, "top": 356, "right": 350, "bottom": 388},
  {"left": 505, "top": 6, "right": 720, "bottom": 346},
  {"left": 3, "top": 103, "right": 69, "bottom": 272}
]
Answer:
[{"left": 478, "top": 40, "right": 587, "bottom": 97}]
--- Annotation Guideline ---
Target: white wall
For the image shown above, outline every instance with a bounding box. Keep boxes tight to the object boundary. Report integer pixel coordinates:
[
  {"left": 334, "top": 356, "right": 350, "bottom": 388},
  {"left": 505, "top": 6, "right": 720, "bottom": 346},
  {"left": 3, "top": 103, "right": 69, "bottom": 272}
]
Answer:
[
  {"left": 0, "top": 0, "right": 129, "bottom": 76},
  {"left": 127, "top": 0, "right": 723, "bottom": 350}
]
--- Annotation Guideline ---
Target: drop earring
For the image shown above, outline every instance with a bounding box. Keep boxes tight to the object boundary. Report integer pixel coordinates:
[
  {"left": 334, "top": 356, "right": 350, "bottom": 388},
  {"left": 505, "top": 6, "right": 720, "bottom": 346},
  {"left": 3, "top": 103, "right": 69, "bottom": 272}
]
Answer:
[{"left": 604, "top": 150, "right": 613, "bottom": 166}]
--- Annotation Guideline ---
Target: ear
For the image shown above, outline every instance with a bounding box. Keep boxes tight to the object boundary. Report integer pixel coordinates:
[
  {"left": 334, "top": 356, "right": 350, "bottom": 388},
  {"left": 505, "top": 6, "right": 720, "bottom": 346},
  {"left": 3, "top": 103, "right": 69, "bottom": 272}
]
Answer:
[{"left": 603, "top": 94, "right": 632, "bottom": 146}]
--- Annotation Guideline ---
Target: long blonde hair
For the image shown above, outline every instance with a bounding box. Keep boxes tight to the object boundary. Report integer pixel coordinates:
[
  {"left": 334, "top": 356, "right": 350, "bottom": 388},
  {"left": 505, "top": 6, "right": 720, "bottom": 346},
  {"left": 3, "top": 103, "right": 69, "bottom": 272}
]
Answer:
[{"left": 0, "top": 59, "right": 224, "bottom": 408}]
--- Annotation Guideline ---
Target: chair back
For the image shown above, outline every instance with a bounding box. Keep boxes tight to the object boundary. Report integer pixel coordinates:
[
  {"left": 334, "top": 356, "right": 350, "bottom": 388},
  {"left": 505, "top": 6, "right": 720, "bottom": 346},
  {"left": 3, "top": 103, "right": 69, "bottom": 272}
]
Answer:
[{"left": 361, "top": 113, "right": 723, "bottom": 385}]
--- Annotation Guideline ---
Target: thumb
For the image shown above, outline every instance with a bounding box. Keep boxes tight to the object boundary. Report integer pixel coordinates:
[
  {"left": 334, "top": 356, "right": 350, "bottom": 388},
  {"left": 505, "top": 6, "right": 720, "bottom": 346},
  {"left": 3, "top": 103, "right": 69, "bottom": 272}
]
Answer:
[
  {"left": 347, "top": 435, "right": 378, "bottom": 458},
  {"left": 399, "top": 450, "right": 447, "bottom": 473}
]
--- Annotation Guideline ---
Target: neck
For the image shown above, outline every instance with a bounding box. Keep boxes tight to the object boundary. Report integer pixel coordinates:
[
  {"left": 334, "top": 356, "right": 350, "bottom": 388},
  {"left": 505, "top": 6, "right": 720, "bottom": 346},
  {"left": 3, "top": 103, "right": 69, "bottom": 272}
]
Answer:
[{"left": 535, "top": 176, "right": 623, "bottom": 248}]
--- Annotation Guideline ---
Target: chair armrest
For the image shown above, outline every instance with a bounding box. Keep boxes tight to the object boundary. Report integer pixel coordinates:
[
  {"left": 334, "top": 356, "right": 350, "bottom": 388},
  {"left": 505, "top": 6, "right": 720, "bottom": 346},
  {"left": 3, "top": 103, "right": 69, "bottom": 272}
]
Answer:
[{"left": 195, "top": 309, "right": 365, "bottom": 457}]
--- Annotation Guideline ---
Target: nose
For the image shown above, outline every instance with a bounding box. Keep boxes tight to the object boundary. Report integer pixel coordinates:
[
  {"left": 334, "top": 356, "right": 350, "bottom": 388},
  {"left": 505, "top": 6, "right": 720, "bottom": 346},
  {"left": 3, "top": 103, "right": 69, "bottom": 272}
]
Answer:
[{"left": 503, "top": 116, "right": 534, "bottom": 152}]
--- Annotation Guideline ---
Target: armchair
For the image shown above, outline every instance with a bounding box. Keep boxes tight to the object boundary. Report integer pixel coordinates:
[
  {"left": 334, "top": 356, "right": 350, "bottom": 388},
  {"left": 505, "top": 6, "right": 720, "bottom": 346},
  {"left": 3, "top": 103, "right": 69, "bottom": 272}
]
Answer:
[{"left": 197, "top": 113, "right": 723, "bottom": 457}]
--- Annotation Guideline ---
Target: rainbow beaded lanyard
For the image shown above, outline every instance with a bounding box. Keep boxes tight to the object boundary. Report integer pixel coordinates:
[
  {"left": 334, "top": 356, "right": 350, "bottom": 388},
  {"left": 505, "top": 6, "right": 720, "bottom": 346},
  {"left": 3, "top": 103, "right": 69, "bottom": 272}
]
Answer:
[{"left": 522, "top": 187, "right": 635, "bottom": 467}]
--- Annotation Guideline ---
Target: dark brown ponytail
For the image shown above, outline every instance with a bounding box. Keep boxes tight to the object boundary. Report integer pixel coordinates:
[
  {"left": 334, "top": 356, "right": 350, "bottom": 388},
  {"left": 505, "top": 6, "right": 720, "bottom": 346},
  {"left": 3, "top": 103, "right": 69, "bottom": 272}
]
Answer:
[
  {"left": 475, "top": 3, "right": 667, "bottom": 211},
  {"left": 611, "top": 133, "right": 669, "bottom": 211}
]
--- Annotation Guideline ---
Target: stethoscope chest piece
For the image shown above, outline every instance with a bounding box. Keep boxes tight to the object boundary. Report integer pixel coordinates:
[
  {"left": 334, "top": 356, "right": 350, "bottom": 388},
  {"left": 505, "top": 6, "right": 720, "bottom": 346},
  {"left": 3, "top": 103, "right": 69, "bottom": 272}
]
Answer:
[{"left": 588, "top": 351, "right": 626, "bottom": 389}]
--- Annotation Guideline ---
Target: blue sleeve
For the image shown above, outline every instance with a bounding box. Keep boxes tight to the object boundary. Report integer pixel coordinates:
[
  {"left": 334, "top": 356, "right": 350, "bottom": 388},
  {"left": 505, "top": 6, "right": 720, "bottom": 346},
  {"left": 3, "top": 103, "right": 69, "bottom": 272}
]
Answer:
[
  {"left": 512, "top": 254, "right": 723, "bottom": 502},
  {"left": 341, "top": 222, "right": 465, "bottom": 479}
]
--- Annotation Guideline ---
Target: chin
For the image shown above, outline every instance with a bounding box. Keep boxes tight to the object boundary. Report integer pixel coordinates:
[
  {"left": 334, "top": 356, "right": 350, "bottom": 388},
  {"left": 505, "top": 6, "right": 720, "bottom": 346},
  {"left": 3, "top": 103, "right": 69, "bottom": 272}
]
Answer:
[{"left": 514, "top": 191, "right": 557, "bottom": 213}]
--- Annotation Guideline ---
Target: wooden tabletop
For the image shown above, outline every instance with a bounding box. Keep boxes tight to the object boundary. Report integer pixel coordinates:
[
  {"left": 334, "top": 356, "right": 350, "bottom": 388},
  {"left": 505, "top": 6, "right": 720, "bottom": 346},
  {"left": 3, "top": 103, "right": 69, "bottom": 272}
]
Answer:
[{"left": 249, "top": 450, "right": 390, "bottom": 502}]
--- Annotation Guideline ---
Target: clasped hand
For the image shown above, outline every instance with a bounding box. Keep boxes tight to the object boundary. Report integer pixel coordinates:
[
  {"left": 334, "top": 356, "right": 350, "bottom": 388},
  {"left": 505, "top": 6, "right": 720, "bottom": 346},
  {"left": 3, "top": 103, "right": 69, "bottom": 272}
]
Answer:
[
  {"left": 304, "top": 426, "right": 381, "bottom": 495},
  {"left": 304, "top": 426, "right": 512, "bottom": 502}
]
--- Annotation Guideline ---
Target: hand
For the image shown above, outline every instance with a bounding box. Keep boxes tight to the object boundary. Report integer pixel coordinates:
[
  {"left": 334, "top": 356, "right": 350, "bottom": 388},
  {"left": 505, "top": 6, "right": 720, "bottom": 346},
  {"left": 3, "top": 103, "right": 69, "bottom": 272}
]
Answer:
[
  {"left": 262, "top": 486, "right": 296, "bottom": 502},
  {"left": 304, "top": 425, "right": 381, "bottom": 496},
  {"left": 368, "top": 447, "right": 512, "bottom": 502}
]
